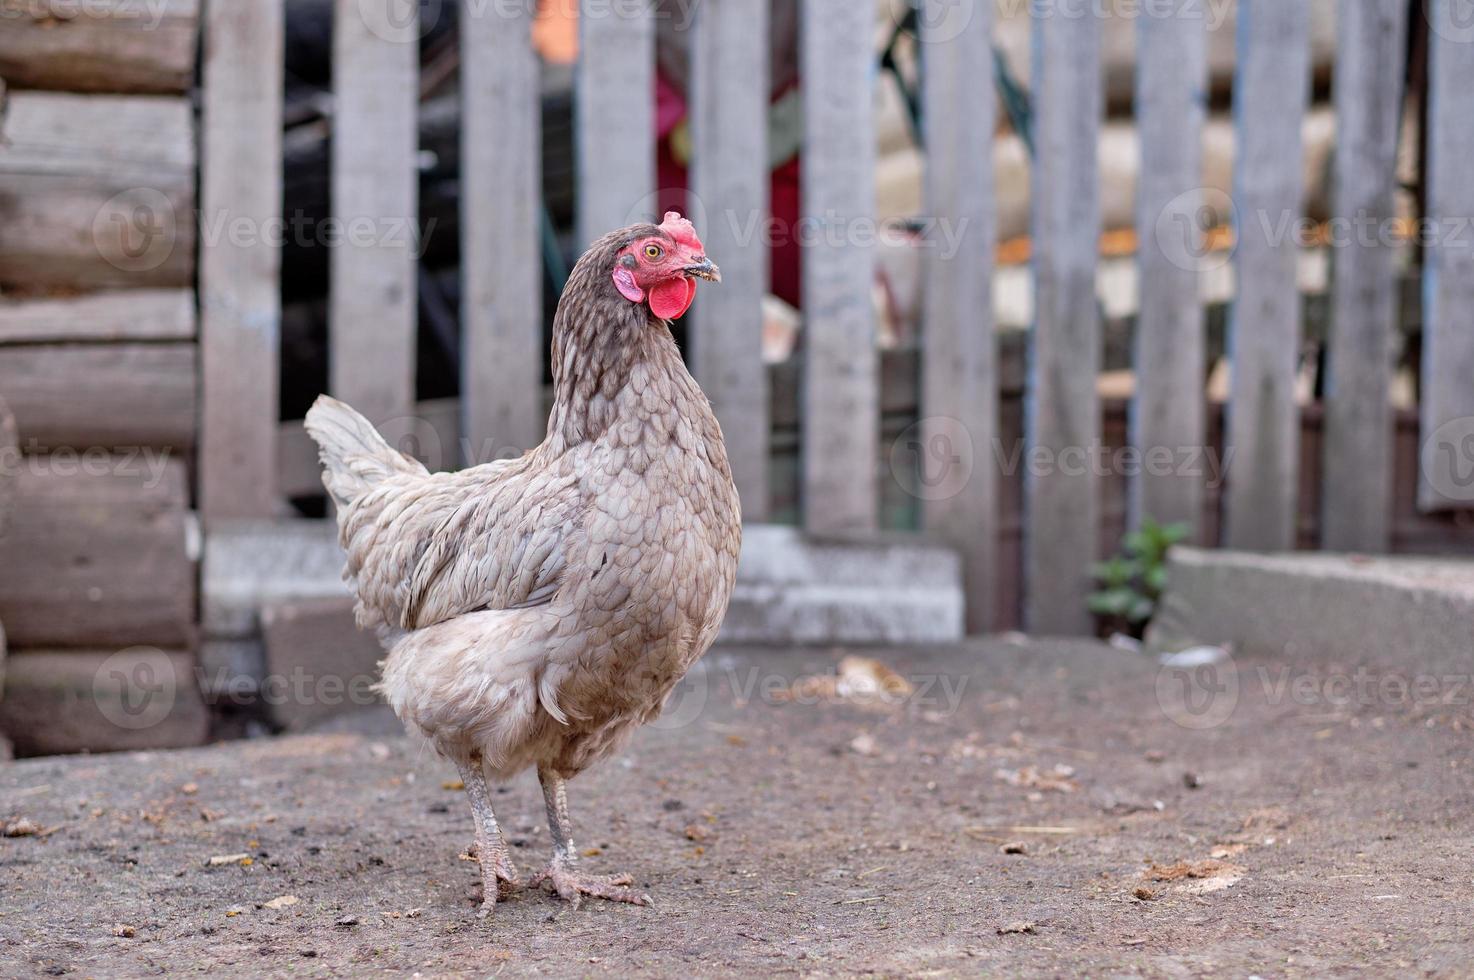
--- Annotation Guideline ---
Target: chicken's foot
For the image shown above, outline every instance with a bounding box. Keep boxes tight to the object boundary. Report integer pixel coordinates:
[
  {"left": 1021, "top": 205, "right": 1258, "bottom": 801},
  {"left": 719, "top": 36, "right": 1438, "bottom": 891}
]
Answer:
[
  {"left": 457, "top": 755, "right": 521, "bottom": 918},
  {"left": 529, "top": 767, "right": 649, "bottom": 908}
]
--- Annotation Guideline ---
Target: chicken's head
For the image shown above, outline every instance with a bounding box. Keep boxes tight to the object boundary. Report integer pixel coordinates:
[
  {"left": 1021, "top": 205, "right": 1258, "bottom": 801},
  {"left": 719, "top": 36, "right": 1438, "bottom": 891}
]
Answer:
[{"left": 611, "top": 211, "right": 721, "bottom": 321}]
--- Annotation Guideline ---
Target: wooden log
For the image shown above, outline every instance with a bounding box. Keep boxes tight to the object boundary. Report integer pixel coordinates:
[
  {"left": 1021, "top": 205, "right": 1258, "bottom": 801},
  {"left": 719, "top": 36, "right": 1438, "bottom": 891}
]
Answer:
[
  {"left": 0, "top": 92, "right": 195, "bottom": 290},
  {"left": 1321, "top": 0, "right": 1408, "bottom": 551},
  {"left": 1418, "top": 1, "right": 1474, "bottom": 513},
  {"left": 0, "top": 649, "right": 206, "bottom": 756},
  {"left": 801, "top": 0, "right": 878, "bottom": 535},
  {"left": 920, "top": 0, "right": 998, "bottom": 633},
  {"left": 576, "top": 0, "right": 655, "bottom": 246},
  {"left": 0, "top": 0, "right": 200, "bottom": 94},
  {"left": 461, "top": 0, "right": 544, "bottom": 465},
  {"left": 1025, "top": 3, "right": 1102, "bottom": 634},
  {"left": 260, "top": 597, "right": 384, "bottom": 731},
  {"left": 1131, "top": 2, "right": 1207, "bottom": 536},
  {"left": 330, "top": 0, "right": 419, "bottom": 428},
  {"left": 0, "top": 289, "right": 194, "bottom": 343},
  {"left": 1223, "top": 1, "right": 1311, "bottom": 551},
  {"left": 200, "top": 0, "right": 285, "bottom": 523},
  {"left": 689, "top": 0, "right": 770, "bottom": 521},
  {"left": 0, "top": 343, "right": 196, "bottom": 452},
  {"left": 0, "top": 459, "right": 194, "bottom": 649}
]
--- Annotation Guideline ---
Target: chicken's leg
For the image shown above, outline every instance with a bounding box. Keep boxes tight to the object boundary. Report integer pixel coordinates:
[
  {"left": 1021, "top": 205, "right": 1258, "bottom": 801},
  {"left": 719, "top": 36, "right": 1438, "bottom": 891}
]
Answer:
[
  {"left": 529, "top": 767, "right": 649, "bottom": 908},
  {"left": 457, "top": 755, "right": 521, "bottom": 918}
]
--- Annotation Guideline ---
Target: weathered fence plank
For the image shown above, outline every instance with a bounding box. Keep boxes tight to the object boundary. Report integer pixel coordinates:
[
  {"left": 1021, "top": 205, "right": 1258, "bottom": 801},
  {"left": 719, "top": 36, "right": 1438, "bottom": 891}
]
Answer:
[
  {"left": 1223, "top": 0, "right": 1311, "bottom": 551},
  {"left": 200, "top": 0, "right": 283, "bottom": 521},
  {"left": 331, "top": 0, "right": 418, "bottom": 427},
  {"left": 921, "top": 0, "right": 997, "bottom": 632},
  {"left": 1132, "top": 2, "right": 1206, "bottom": 535},
  {"left": 1419, "top": 1, "right": 1474, "bottom": 513},
  {"left": 801, "top": 0, "right": 878, "bottom": 535},
  {"left": 577, "top": 0, "right": 655, "bottom": 246},
  {"left": 1025, "top": 1, "right": 1101, "bottom": 633},
  {"left": 690, "top": 0, "right": 770, "bottom": 521},
  {"left": 1321, "top": 0, "right": 1408, "bottom": 551},
  {"left": 461, "top": 0, "right": 543, "bottom": 465}
]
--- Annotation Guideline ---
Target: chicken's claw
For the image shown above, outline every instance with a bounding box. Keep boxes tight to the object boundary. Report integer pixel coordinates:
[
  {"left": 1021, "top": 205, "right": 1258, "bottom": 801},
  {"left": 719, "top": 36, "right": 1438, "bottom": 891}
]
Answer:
[{"left": 530, "top": 862, "right": 650, "bottom": 909}]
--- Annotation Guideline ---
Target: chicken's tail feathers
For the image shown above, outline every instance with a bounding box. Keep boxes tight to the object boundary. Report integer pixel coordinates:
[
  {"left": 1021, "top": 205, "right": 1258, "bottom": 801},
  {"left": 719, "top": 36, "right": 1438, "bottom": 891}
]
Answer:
[{"left": 303, "top": 395, "right": 427, "bottom": 508}]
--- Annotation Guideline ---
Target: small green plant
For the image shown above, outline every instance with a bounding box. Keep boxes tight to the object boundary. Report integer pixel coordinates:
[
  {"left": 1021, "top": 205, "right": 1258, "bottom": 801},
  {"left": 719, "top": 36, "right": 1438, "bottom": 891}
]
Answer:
[{"left": 1088, "top": 518, "right": 1190, "bottom": 639}]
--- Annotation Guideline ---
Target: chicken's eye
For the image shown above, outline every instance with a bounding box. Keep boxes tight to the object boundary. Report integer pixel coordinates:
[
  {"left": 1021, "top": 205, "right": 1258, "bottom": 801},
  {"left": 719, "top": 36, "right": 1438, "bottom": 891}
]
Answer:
[{"left": 644, "top": 244, "right": 663, "bottom": 260}]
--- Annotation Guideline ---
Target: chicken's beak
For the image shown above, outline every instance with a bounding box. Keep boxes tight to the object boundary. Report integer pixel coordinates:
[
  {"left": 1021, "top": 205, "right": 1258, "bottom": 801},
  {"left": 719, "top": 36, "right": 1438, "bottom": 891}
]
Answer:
[{"left": 685, "top": 257, "right": 721, "bottom": 283}]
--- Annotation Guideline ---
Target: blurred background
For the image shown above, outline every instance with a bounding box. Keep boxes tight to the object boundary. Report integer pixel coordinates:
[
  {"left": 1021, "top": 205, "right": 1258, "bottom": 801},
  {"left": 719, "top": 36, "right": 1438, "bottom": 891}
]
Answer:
[{"left": 0, "top": 0, "right": 1470, "bottom": 756}]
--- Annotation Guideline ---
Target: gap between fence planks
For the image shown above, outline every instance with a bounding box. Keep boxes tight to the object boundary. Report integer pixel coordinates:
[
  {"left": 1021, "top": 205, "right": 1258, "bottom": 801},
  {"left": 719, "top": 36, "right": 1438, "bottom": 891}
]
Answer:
[
  {"left": 689, "top": 0, "right": 770, "bottom": 522},
  {"left": 576, "top": 0, "right": 655, "bottom": 248},
  {"left": 331, "top": 0, "right": 419, "bottom": 430},
  {"left": 1131, "top": 3, "right": 1206, "bottom": 537},
  {"left": 1223, "top": 0, "right": 1311, "bottom": 552},
  {"left": 921, "top": 0, "right": 997, "bottom": 633},
  {"left": 801, "top": 0, "right": 878, "bottom": 535},
  {"left": 200, "top": 0, "right": 284, "bottom": 521},
  {"left": 1321, "top": 0, "right": 1408, "bottom": 552},
  {"left": 1025, "top": 4, "right": 1101, "bottom": 634},
  {"left": 1418, "top": 1, "right": 1474, "bottom": 513},
  {"left": 461, "top": 0, "right": 544, "bottom": 465}
]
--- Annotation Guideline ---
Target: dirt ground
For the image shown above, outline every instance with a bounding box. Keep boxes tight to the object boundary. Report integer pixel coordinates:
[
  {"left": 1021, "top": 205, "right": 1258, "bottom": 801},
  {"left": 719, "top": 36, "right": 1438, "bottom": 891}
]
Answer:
[{"left": 3, "top": 638, "right": 1473, "bottom": 978}]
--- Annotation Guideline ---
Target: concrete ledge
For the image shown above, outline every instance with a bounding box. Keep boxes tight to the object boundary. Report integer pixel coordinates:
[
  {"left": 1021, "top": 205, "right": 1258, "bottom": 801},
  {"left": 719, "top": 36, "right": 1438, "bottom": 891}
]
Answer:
[
  {"left": 1152, "top": 547, "right": 1474, "bottom": 675},
  {"left": 203, "top": 521, "right": 965, "bottom": 693}
]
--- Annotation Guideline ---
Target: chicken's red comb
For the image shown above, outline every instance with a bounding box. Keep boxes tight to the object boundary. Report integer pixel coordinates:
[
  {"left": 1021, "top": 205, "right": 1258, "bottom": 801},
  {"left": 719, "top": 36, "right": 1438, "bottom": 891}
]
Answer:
[{"left": 660, "top": 211, "right": 705, "bottom": 253}]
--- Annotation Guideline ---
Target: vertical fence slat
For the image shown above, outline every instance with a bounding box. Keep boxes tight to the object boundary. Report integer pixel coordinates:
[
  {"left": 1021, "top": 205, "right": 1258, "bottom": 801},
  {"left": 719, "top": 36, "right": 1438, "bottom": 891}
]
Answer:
[
  {"left": 200, "top": 0, "right": 284, "bottom": 521},
  {"left": 921, "top": 0, "right": 997, "bottom": 633},
  {"left": 1322, "top": 0, "right": 1408, "bottom": 551},
  {"left": 690, "top": 0, "right": 770, "bottom": 522},
  {"left": 1419, "top": 1, "right": 1474, "bottom": 513},
  {"left": 331, "top": 0, "right": 418, "bottom": 429},
  {"left": 801, "top": 0, "right": 878, "bottom": 535},
  {"left": 1223, "top": 0, "right": 1310, "bottom": 552},
  {"left": 461, "top": 0, "right": 543, "bottom": 465},
  {"left": 577, "top": 0, "right": 655, "bottom": 246},
  {"left": 1025, "top": 2, "right": 1101, "bottom": 634},
  {"left": 1131, "top": 3, "right": 1206, "bottom": 535}
]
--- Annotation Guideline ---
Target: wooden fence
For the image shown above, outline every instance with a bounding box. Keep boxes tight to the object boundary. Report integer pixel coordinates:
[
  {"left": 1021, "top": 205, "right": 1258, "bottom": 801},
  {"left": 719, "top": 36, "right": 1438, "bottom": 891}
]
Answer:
[{"left": 200, "top": 0, "right": 1474, "bottom": 636}]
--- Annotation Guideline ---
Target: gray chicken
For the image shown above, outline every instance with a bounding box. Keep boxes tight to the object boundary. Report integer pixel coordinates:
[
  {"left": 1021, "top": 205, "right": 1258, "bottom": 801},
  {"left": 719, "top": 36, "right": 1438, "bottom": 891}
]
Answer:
[{"left": 305, "top": 213, "right": 740, "bottom": 916}]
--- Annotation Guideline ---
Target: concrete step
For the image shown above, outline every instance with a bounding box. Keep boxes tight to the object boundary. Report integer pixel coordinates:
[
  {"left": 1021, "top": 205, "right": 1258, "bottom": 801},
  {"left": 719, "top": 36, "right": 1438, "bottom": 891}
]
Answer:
[
  {"left": 1150, "top": 547, "right": 1474, "bottom": 676},
  {"left": 202, "top": 520, "right": 964, "bottom": 718}
]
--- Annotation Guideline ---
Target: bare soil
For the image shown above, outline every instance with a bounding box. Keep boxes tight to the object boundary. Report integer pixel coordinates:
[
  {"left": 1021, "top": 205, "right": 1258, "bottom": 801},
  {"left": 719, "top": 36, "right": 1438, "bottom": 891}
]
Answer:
[{"left": 2, "top": 638, "right": 1472, "bottom": 977}]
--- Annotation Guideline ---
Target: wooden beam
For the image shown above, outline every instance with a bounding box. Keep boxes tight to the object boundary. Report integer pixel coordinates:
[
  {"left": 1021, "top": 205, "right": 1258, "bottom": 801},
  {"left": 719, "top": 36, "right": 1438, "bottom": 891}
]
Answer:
[
  {"left": 1419, "top": 1, "right": 1474, "bottom": 513},
  {"left": 460, "top": 0, "right": 544, "bottom": 464},
  {"left": 331, "top": 0, "right": 419, "bottom": 428},
  {"left": 0, "top": 344, "right": 196, "bottom": 452},
  {"left": 0, "top": 460, "right": 194, "bottom": 649},
  {"left": 1131, "top": 2, "right": 1207, "bottom": 536},
  {"left": 576, "top": 0, "right": 655, "bottom": 246},
  {"left": 0, "top": 92, "right": 195, "bottom": 290},
  {"left": 0, "top": 289, "right": 195, "bottom": 343},
  {"left": 801, "top": 0, "right": 878, "bottom": 535},
  {"left": 921, "top": 0, "right": 998, "bottom": 633},
  {"left": 1025, "top": 2, "right": 1102, "bottom": 634},
  {"left": 0, "top": 0, "right": 199, "bottom": 94},
  {"left": 689, "top": 0, "right": 770, "bottom": 521},
  {"left": 200, "top": 0, "right": 284, "bottom": 521},
  {"left": 1321, "top": 0, "right": 1408, "bottom": 551},
  {"left": 1223, "top": 0, "right": 1311, "bottom": 551}
]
